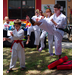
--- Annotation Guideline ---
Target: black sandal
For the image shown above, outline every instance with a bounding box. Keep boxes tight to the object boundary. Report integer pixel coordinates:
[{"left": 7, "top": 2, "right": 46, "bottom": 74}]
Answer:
[
  {"left": 6, "top": 69, "right": 13, "bottom": 73},
  {"left": 21, "top": 67, "right": 26, "bottom": 71}
]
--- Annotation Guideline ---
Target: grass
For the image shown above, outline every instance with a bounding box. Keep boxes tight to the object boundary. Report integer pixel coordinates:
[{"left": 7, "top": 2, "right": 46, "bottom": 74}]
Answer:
[
  {"left": 3, "top": 38, "right": 72, "bottom": 75},
  {"left": 3, "top": 46, "right": 72, "bottom": 75}
]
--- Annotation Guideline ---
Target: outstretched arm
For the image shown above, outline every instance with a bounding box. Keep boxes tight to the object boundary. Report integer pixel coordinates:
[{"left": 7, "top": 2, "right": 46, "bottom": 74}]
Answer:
[{"left": 3, "top": 38, "right": 11, "bottom": 41}]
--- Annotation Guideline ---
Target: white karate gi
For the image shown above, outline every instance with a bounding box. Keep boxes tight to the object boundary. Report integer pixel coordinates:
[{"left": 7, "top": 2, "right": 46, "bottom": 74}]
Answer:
[
  {"left": 8, "top": 28, "right": 25, "bottom": 68},
  {"left": 39, "top": 17, "right": 47, "bottom": 48},
  {"left": 40, "top": 30, "right": 46, "bottom": 48},
  {"left": 44, "top": 17, "right": 53, "bottom": 54},
  {"left": 39, "top": 13, "right": 67, "bottom": 55},
  {"left": 48, "top": 33, "right": 53, "bottom": 53},
  {"left": 27, "top": 15, "right": 42, "bottom": 45}
]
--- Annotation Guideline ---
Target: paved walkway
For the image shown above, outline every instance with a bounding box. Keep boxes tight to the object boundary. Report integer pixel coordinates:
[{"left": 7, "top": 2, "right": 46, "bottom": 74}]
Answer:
[
  {"left": 53, "top": 42, "right": 72, "bottom": 49},
  {"left": 62, "top": 42, "right": 72, "bottom": 49},
  {"left": 53, "top": 32, "right": 72, "bottom": 49}
]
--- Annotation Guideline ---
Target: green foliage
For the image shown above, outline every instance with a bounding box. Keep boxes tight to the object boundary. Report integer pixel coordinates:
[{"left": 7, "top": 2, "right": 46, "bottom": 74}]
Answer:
[{"left": 10, "top": 21, "right": 14, "bottom": 25}]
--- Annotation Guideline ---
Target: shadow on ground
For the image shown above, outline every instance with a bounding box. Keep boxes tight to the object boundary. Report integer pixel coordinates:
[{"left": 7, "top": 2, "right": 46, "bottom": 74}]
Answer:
[{"left": 3, "top": 47, "right": 72, "bottom": 75}]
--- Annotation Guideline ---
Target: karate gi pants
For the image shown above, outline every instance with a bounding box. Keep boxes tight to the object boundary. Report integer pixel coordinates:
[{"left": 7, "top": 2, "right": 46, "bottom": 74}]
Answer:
[
  {"left": 27, "top": 26, "right": 40, "bottom": 45},
  {"left": 54, "top": 31, "right": 63, "bottom": 55},
  {"left": 39, "top": 19, "right": 63, "bottom": 55},
  {"left": 9, "top": 48, "right": 25, "bottom": 68},
  {"left": 40, "top": 30, "right": 46, "bottom": 48},
  {"left": 48, "top": 33, "right": 53, "bottom": 54}
]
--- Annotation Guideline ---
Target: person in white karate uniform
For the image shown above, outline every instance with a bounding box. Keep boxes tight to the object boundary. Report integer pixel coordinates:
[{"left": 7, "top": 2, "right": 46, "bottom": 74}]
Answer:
[
  {"left": 3, "top": 19, "right": 25, "bottom": 73},
  {"left": 38, "top": 10, "right": 47, "bottom": 51},
  {"left": 26, "top": 9, "right": 42, "bottom": 50},
  {"left": 39, "top": 9, "right": 53, "bottom": 55},
  {"left": 43, "top": 9, "right": 54, "bottom": 56},
  {"left": 31, "top": 4, "right": 67, "bottom": 59},
  {"left": 39, "top": 29, "right": 46, "bottom": 51}
]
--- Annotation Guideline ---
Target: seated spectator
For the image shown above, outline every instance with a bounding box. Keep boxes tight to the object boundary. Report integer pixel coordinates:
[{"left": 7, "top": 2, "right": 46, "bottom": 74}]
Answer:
[
  {"left": 23, "top": 16, "right": 32, "bottom": 28},
  {"left": 3, "top": 16, "right": 14, "bottom": 30}
]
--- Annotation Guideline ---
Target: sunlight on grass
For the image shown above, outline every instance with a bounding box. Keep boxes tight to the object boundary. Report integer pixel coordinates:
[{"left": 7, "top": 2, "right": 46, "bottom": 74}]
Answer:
[
  {"left": 3, "top": 47, "right": 72, "bottom": 75},
  {"left": 26, "top": 70, "right": 41, "bottom": 74}
]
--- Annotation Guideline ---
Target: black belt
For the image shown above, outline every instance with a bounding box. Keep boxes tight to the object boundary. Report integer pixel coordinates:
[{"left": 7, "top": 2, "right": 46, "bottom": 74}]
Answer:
[
  {"left": 56, "top": 28, "right": 64, "bottom": 31},
  {"left": 56, "top": 27, "right": 69, "bottom": 33}
]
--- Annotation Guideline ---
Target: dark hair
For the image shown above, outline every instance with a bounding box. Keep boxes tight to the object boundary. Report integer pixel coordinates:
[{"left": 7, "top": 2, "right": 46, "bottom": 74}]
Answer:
[
  {"left": 40, "top": 10, "right": 43, "bottom": 13},
  {"left": 46, "top": 9, "right": 53, "bottom": 17},
  {"left": 54, "top": 4, "right": 61, "bottom": 9},
  {"left": 14, "top": 19, "right": 21, "bottom": 25},
  {"left": 30, "top": 19, "right": 35, "bottom": 25}
]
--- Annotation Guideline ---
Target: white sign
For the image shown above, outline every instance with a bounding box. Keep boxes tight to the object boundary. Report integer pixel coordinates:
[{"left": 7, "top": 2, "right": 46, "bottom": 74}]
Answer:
[
  {"left": 41, "top": 4, "right": 54, "bottom": 13},
  {"left": 7, "top": 30, "right": 13, "bottom": 36},
  {"left": 22, "top": 1, "right": 25, "bottom": 5},
  {"left": 60, "top": 6, "right": 63, "bottom": 11}
]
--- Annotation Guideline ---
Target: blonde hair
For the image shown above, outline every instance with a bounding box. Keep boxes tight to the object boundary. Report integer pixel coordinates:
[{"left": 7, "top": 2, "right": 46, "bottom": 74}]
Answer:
[{"left": 35, "top": 9, "right": 39, "bottom": 14}]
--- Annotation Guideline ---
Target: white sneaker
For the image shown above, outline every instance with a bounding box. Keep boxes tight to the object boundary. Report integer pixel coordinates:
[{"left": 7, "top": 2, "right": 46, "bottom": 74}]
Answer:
[{"left": 38, "top": 47, "right": 44, "bottom": 52}]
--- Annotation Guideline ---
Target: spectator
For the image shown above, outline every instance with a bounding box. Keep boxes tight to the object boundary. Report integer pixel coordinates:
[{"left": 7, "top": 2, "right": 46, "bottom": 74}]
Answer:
[{"left": 3, "top": 16, "right": 10, "bottom": 30}]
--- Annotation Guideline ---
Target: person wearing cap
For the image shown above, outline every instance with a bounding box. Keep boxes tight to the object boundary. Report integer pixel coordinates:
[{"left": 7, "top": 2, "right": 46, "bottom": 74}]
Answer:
[{"left": 26, "top": 9, "right": 42, "bottom": 50}]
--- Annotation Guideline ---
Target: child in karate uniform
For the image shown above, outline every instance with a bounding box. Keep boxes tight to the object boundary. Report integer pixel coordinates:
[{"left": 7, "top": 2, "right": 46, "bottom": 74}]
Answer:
[
  {"left": 31, "top": 4, "right": 67, "bottom": 59},
  {"left": 26, "top": 9, "right": 42, "bottom": 50},
  {"left": 39, "top": 9, "right": 54, "bottom": 56},
  {"left": 3, "top": 19, "right": 25, "bottom": 73},
  {"left": 38, "top": 11, "right": 46, "bottom": 51},
  {"left": 38, "top": 9, "right": 53, "bottom": 56},
  {"left": 39, "top": 29, "right": 46, "bottom": 51}
]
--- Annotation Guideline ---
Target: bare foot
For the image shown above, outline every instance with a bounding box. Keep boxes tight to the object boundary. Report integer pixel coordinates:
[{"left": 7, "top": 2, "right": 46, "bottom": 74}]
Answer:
[
  {"left": 36, "top": 49, "right": 38, "bottom": 51},
  {"left": 36, "top": 45, "right": 39, "bottom": 51}
]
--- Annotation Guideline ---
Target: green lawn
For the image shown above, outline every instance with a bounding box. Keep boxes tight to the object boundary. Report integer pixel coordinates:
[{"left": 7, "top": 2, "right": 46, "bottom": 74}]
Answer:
[{"left": 3, "top": 46, "right": 72, "bottom": 75}]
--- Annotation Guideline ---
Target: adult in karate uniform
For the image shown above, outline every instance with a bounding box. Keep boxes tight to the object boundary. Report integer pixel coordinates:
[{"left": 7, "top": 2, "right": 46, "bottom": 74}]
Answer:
[
  {"left": 32, "top": 4, "right": 67, "bottom": 59},
  {"left": 26, "top": 9, "right": 42, "bottom": 50}
]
